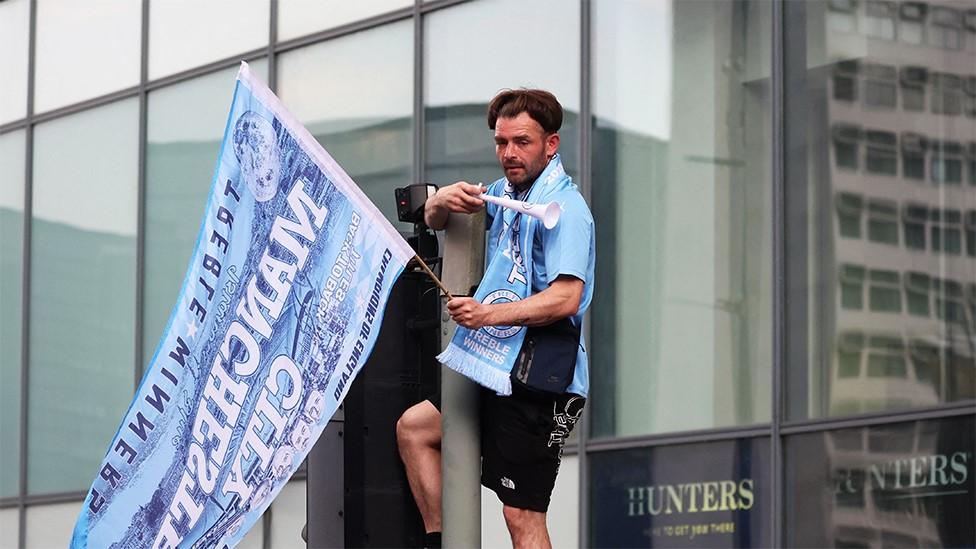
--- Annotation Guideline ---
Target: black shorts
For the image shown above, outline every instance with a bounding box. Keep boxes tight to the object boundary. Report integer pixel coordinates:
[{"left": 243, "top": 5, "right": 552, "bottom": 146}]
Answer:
[{"left": 480, "top": 385, "right": 585, "bottom": 513}]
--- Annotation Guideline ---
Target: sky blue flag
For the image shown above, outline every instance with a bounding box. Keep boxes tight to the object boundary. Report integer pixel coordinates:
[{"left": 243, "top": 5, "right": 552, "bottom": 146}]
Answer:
[{"left": 70, "top": 62, "right": 415, "bottom": 548}]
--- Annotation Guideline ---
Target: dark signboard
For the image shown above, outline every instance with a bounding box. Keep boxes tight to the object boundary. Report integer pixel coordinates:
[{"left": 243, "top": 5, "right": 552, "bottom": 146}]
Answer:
[
  {"left": 786, "top": 414, "right": 975, "bottom": 548},
  {"left": 589, "top": 438, "right": 770, "bottom": 548}
]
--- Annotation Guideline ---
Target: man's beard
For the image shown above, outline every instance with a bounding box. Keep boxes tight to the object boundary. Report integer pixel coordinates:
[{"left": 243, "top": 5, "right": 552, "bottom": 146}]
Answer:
[{"left": 505, "top": 161, "right": 546, "bottom": 190}]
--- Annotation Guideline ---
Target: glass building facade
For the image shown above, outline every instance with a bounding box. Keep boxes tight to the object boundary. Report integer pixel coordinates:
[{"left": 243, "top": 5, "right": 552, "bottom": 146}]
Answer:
[{"left": 0, "top": 0, "right": 974, "bottom": 547}]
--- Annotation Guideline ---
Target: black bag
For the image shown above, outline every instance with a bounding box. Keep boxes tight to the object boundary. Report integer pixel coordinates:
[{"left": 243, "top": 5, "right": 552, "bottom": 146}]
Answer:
[{"left": 510, "top": 318, "right": 581, "bottom": 395}]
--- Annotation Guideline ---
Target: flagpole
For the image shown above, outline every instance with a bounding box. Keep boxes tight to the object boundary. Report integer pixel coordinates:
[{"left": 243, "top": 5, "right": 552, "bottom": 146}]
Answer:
[{"left": 412, "top": 254, "right": 454, "bottom": 300}]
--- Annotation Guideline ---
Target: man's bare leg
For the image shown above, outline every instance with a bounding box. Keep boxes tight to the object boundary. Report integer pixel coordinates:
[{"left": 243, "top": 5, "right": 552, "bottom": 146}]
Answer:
[
  {"left": 502, "top": 505, "right": 551, "bottom": 549},
  {"left": 396, "top": 400, "right": 443, "bottom": 534}
]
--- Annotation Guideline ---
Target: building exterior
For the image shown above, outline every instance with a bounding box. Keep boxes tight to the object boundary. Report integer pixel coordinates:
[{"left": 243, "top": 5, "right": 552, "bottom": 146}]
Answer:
[{"left": 0, "top": 0, "right": 973, "bottom": 547}]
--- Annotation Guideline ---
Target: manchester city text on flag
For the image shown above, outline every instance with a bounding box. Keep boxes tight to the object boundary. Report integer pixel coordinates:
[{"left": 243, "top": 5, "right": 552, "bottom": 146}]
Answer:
[{"left": 70, "top": 62, "right": 415, "bottom": 548}]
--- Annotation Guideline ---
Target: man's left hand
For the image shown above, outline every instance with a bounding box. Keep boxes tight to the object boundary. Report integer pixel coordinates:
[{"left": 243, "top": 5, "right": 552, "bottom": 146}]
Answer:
[{"left": 447, "top": 297, "right": 490, "bottom": 329}]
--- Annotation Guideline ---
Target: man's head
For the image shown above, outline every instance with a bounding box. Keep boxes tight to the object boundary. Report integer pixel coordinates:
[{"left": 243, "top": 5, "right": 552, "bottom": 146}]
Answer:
[{"left": 487, "top": 89, "right": 562, "bottom": 188}]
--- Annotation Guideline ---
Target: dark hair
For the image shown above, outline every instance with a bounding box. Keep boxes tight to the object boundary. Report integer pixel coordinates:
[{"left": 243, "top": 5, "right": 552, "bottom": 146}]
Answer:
[{"left": 487, "top": 89, "right": 563, "bottom": 134}]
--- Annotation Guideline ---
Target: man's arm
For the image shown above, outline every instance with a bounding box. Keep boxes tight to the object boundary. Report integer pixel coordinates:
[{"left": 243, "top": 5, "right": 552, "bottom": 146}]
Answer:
[
  {"left": 424, "top": 182, "right": 486, "bottom": 230},
  {"left": 446, "top": 275, "right": 584, "bottom": 330}
]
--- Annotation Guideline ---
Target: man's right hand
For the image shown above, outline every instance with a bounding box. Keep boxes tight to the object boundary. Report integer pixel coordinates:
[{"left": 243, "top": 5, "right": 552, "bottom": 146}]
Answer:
[{"left": 424, "top": 181, "right": 486, "bottom": 230}]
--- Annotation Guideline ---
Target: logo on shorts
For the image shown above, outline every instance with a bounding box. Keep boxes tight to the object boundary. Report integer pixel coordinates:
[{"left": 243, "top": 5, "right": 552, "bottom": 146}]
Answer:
[{"left": 501, "top": 476, "right": 516, "bottom": 490}]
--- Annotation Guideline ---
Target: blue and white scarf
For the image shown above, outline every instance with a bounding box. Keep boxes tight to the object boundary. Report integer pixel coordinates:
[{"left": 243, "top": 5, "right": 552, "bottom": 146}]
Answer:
[{"left": 437, "top": 154, "right": 575, "bottom": 395}]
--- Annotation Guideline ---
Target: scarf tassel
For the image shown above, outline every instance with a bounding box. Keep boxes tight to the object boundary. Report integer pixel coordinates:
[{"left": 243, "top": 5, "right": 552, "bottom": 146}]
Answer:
[{"left": 437, "top": 343, "right": 513, "bottom": 396}]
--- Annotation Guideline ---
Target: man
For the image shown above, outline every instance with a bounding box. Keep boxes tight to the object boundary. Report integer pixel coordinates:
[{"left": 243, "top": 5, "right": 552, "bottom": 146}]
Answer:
[{"left": 397, "top": 89, "right": 595, "bottom": 549}]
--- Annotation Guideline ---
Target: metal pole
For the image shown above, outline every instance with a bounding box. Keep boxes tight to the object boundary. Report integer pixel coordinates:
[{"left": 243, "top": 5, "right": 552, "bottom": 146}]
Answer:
[{"left": 440, "top": 209, "right": 484, "bottom": 548}]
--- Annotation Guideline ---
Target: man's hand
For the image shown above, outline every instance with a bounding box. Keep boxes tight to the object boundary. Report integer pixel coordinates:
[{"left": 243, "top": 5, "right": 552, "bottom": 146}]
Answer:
[
  {"left": 447, "top": 297, "right": 491, "bottom": 330},
  {"left": 424, "top": 182, "right": 485, "bottom": 230}
]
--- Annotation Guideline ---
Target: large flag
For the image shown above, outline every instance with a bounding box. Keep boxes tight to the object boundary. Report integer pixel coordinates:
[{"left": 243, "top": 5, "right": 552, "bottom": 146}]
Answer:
[{"left": 71, "top": 62, "right": 415, "bottom": 548}]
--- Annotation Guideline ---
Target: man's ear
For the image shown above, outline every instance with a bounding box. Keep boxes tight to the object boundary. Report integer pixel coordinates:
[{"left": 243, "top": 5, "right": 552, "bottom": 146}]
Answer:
[{"left": 545, "top": 132, "right": 560, "bottom": 158}]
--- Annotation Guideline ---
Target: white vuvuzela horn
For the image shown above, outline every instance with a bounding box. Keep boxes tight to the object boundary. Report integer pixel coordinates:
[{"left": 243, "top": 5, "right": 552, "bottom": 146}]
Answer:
[{"left": 479, "top": 192, "right": 561, "bottom": 229}]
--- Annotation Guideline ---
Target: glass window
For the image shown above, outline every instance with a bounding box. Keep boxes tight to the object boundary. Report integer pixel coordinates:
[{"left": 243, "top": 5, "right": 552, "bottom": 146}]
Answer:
[
  {"left": 862, "top": 1, "right": 896, "bottom": 39},
  {"left": 968, "top": 142, "right": 976, "bottom": 184},
  {"left": 425, "top": 0, "right": 580, "bottom": 190},
  {"left": 0, "top": 0, "right": 29, "bottom": 124},
  {"left": 143, "top": 60, "right": 268, "bottom": 367},
  {"left": 837, "top": 332, "right": 864, "bottom": 379},
  {"left": 904, "top": 271, "right": 930, "bottom": 316},
  {"left": 900, "top": 132, "right": 926, "bottom": 180},
  {"left": 929, "top": 208, "right": 963, "bottom": 255},
  {"left": 0, "top": 507, "right": 17, "bottom": 548},
  {"left": 786, "top": 417, "right": 975, "bottom": 548},
  {"left": 929, "top": 7, "right": 963, "bottom": 50},
  {"left": 902, "top": 202, "right": 927, "bottom": 250},
  {"left": 963, "top": 76, "right": 975, "bottom": 118},
  {"left": 867, "top": 269, "right": 900, "bottom": 312},
  {"left": 832, "top": 123, "right": 861, "bottom": 170},
  {"left": 899, "top": 66, "right": 927, "bottom": 111},
  {"left": 34, "top": 0, "right": 141, "bottom": 113},
  {"left": 589, "top": 438, "right": 771, "bottom": 548},
  {"left": 933, "top": 278, "right": 966, "bottom": 325},
  {"left": 898, "top": 2, "right": 927, "bottom": 45},
  {"left": 863, "top": 131, "right": 897, "bottom": 176},
  {"left": 865, "top": 199, "right": 897, "bottom": 245},
  {"left": 839, "top": 264, "right": 865, "bottom": 310},
  {"left": 278, "top": 0, "right": 412, "bottom": 41},
  {"left": 788, "top": 1, "right": 976, "bottom": 420},
  {"left": 930, "top": 73, "right": 963, "bottom": 116},
  {"left": 930, "top": 140, "right": 963, "bottom": 184},
  {"left": 966, "top": 210, "right": 976, "bottom": 257},
  {"left": 29, "top": 99, "right": 138, "bottom": 494},
  {"left": 278, "top": 22, "right": 412, "bottom": 232},
  {"left": 0, "top": 130, "right": 24, "bottom": 498},
  {"left": 148, "top": 0, "right": 269, "bottom": 80},
  {"left": 827, "top": 0, "right": 857, "bottom": 33},
  {"left": 270, "top": 480, "right": 306, "bottom": 547},
  {"left": 862, "top": 63, "right": 897, "bottom": 109},
  {"left": 833, "top": 60, "right": 859, "bottom": 102},
  {"left": 590, "top": 0, "right": 771, "bottom": 437},
  {"left": 25, "top": 502, "right": 82, "bottom": 548},
  {"left": 836, "top": 192, "right": 863, "bottom": 238}
]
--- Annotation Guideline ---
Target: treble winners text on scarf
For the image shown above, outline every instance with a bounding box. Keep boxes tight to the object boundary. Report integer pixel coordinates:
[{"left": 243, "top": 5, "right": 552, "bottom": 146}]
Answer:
[{"left": 82, "top": 177, "right": 381, "bottom": 549}]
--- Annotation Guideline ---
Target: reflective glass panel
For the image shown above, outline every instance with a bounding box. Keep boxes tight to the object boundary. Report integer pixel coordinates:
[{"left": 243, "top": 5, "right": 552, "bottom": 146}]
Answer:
[
  {"left": 29, "top": 99, "right": 138, "bottom": 493},
  {"left": 34, "top": 0, "right": 141, "bottom": 113},
  {"left": 270, "top": 480, "right": 306, "bottom": 547},
  {"left": 144, "top": 60, "right": 268, "bottom": 368},
  {"left": 425, "top": 0, "right": 580, "bottom": 187},
  {"left": 787, "top": 2, "right": 976, "bottom": 420},
  {"left": 149, "top": 0, "right": 269, "bottom": 80},
  {"left": 590, "top": 0, "right": 772, "bottom": 437},
  {"left": 0, "top": 0, "right": 29, "bottom": 124},
  {"left": 0, "top": 507, "right": 17, "bottom": 549},
  {"left": 278, "top": 0, "right": 412, "bottom": 41},
  {"left": 25, "top": 502, "right": 82, "bottom": 548},
  {"left": 589, "top": 438, "right": 771, "bottom": 548},
  {"left": 278, "top": 22, "right": 413, "bottom": 232},
  {"left": 0, "top": 130, "right": 24, "bottom": 498},
  {"left": 786, "top": 416, "right": 975, "bottom": 548}
]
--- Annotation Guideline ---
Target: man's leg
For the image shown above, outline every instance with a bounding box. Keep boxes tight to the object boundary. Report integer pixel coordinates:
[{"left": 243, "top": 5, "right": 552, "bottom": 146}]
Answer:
[
  {"left": 396, "top": 400, "right": 442, "bottom": 534},
  {"left": 502, "top": 505, "right": 551, "bottom": 549}
]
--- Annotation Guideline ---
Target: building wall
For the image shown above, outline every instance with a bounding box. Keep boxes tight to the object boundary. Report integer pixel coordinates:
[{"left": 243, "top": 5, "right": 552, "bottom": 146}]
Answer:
[{"left": 0, "top": 0, "right": 973, "bottom": 547}]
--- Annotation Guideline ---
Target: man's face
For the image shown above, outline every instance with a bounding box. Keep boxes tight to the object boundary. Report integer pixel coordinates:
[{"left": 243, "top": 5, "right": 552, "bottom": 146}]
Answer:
[{"left": 494, "top": 112, "right": 559, "bottom": 188}]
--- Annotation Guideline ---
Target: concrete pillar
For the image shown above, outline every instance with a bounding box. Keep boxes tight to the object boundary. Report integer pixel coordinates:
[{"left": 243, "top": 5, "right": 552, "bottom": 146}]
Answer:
[{"left": 440, "top": 209, "right": 485, "bottom": 548}]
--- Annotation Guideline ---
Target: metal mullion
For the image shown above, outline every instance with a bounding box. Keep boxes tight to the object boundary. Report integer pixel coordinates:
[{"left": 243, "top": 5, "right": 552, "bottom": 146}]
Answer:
[
  {"left": 268, "top": 0, "right": 278, "bottom": 92},
  {"left": 585, "top": 425, "right": 773, "bottom": 453},
  {"left": 29, "top": 86, "right": 141, "bottom": 125},
  {"left": 418, "top": 0, "right": 473, "bottom": 16},
  {"left": 134, "top": 0, "right": 149, "bottom": 388},
  {"left": 17, "top": 0, "right": 38, "bottom": 545},
  {"left": 273, "top": 7, "right": 415, "bottom": 55},
  {"left": 781, "top": 402, "right": 976, "bottom": 435},
  {"left": 0, "top": 120, "right": 29, "bottom": 135},
  {"left": 771, "top": 0, "right": 786, "bottom": 546},
  {"left": 19, "top": 491, "right": 85, "bottom": 507},
  {"left": 413, "top": 0, "right": 424, "bottom": 186},
  {"left": 578, "top": 1, "right": 592, "bottom": 547}
]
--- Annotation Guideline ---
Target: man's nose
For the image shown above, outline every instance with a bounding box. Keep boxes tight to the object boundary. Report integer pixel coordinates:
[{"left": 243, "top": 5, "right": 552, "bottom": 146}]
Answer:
[{"left": 503, "top": 143, "right": 518, "bottom": 158}]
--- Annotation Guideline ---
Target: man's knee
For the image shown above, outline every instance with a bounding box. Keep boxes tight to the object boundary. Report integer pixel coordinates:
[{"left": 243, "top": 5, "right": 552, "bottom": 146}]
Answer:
[{"left": 396, "top": 400, "right": 441, "bottom": 449}]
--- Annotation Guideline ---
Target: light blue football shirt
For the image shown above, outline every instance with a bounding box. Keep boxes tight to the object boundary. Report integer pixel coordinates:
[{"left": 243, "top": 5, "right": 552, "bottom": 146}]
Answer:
[{"left": 484, "top": 178, "right": 596, "bottom": 397}]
